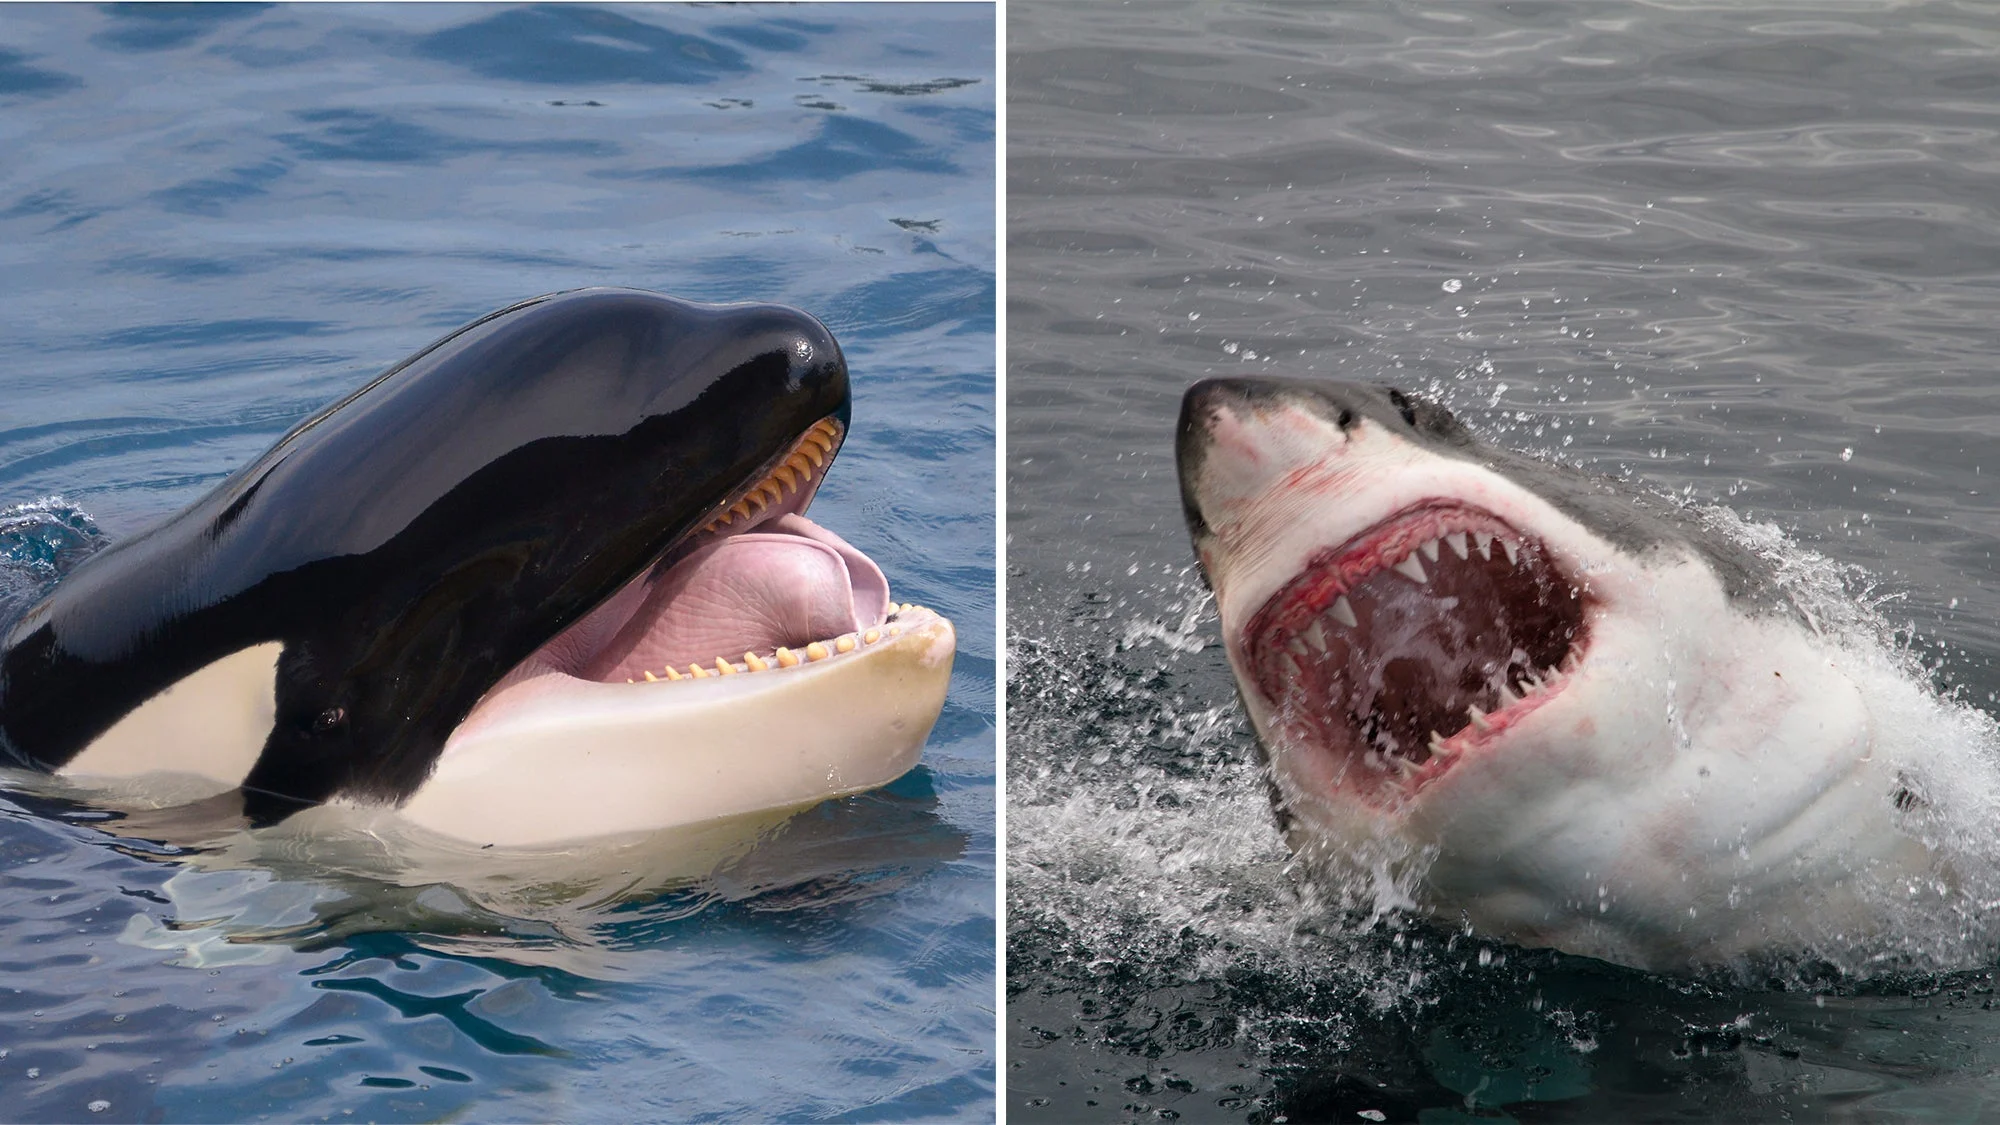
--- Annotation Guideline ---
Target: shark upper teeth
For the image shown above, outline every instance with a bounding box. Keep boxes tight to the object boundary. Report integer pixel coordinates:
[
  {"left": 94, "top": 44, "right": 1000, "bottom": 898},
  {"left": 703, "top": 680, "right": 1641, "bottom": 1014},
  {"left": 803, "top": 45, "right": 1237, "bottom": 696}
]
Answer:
[
  {"left": 1419, "top": 538, "right": 1440, "bottom": 562},
  {"left": 1473, "top": 531, "right": 1493, "bottom": 560},
  {"left": 1501, "top": 538, "right": 1520, "bottom": 565},
  {"left": 1330, "top": 595, "right": 1358, "bottom": 628},
  {"left": 1392, "top": 554, "right": 1428, "bottom": 583},
  {"left": 1445, "top": 531, "right": 1469, "bottom": 559}
]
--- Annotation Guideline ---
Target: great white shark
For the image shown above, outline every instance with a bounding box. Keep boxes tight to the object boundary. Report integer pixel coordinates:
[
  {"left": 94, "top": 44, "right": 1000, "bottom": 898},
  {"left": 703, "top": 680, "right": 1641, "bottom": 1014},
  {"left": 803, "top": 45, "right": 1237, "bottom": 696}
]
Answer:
[
  {"left": 0, "top": 288, "right": 955, "bottom": 847},
  {"left": 1176, "top": 376, "right": 1991, "bottom": 972}
]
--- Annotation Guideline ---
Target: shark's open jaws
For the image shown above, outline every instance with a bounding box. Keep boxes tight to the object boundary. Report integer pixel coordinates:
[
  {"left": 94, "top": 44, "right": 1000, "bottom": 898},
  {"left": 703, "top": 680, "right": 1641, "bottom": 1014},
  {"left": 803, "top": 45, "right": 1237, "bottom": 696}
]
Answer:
[
  {"left": 1178, "top": 376, "right": 2000, "bottom": 973},
  {"left": 0, "top": 289, "right": 954, "bottom": 848}
]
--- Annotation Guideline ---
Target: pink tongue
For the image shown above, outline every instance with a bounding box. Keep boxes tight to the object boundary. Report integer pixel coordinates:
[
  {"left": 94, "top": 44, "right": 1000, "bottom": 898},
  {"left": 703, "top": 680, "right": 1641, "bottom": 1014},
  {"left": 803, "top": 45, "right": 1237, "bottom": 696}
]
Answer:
[{"left": 583, "top": 514, "right": 890, "bottom": 681}]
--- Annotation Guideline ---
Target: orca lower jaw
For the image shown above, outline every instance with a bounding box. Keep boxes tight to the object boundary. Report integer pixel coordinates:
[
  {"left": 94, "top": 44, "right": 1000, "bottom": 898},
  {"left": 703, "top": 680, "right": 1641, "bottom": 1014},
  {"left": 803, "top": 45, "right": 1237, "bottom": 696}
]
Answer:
[{"left": 1243, "top": 501, "right": 1588, "bottom": 804}]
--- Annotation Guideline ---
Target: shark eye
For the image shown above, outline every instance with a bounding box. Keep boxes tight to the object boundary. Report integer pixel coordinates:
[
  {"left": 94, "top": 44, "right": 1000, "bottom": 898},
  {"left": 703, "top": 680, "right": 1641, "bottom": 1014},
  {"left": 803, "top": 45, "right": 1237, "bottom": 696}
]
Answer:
[{"left": 1386, "top": 388, "right": 1418, "bottom": 427}]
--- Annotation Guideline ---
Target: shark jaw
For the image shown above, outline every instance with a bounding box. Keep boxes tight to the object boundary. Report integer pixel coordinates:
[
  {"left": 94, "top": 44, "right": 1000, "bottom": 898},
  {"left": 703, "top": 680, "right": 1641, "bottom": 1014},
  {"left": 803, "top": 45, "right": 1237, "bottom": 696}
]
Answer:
[{"left": 1179, "top": 378, "right": 1947, "bottom": 971}]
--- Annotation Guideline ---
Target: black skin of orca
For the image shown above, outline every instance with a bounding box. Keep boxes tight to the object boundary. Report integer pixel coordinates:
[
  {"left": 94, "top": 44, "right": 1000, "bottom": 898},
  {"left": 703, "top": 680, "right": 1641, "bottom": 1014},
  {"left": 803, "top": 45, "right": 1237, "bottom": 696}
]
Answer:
[
  {"left": 0, "top": 288, "right": 849, "bottom": 824},
  {"left": 1176, "top": 377, "right": 1787, "bottom": 611}
]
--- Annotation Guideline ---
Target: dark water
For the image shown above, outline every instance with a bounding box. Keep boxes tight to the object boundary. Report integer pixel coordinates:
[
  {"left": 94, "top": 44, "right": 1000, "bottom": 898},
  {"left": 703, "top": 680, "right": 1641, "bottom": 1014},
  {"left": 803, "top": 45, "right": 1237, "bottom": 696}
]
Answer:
[
  {"left": 1007, "top": 2, "right": 2000, "bottom": 1121},
  {"left": 0, "top": 4, "right": 993, "bottom": 1121}
]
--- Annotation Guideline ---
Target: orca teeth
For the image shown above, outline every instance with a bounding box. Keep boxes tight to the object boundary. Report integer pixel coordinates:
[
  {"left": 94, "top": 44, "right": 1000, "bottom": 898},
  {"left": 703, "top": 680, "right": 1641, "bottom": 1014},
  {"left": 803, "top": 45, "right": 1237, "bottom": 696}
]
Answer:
[
  {"left": 701, "top": 417, "right": 841, "bottom": 533},
  {"left": 623, "top": 604, "right": 929, "bottom": 685}
]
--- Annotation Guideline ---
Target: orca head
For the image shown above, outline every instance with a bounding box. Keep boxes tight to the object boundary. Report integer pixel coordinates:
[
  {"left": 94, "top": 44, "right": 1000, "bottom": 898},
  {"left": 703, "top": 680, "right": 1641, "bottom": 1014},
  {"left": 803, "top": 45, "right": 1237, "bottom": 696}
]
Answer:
[
  {"left": 4, "top": 289, "right": 954, "bottom": 845},
  {"left": 1177, "top": 377, "right": 1929, "bottom": 968}
]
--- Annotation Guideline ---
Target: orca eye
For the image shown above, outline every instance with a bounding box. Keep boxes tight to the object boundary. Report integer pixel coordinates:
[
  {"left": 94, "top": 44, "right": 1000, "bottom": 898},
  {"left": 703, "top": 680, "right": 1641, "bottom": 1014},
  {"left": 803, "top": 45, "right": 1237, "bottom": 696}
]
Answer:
[
  {"left": 314, "top": 707, "right": 346, "bottom": 733},
  {"left": 1386, "top": 388, "right": 1418, "bottom": 427}
]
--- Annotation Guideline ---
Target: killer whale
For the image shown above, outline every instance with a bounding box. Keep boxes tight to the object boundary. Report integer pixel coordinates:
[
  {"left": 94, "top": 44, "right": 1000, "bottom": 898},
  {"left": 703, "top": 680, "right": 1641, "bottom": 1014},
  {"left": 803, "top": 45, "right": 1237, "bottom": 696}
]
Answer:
[
  {"left": 0, "top": 288, "right": 955, "bottom": 845},
  {"left": 1176, "top": 376, "right": 1984, "bottom": 971}
]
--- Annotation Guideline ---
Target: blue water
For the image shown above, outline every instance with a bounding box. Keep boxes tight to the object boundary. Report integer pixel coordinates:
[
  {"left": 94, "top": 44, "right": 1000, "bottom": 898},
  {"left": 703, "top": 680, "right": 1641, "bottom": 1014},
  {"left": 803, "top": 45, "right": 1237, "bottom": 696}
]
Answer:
[{"left": 0, "top": 4, "right": 994, "bottom": 1121}]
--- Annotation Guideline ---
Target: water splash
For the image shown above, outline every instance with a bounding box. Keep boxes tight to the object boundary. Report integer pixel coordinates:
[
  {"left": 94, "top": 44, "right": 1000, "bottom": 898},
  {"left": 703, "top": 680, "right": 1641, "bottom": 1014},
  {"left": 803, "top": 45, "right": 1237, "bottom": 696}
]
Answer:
[{"left": 0, "top": 498, "right": 104, "bottom": 624}]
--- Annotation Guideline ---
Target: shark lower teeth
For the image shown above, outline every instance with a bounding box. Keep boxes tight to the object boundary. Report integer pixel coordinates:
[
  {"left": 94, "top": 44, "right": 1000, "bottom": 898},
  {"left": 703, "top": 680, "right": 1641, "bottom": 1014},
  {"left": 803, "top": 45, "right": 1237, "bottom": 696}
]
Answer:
[{"left": 623, "top": 604, "right": 925, "bottom": 684}]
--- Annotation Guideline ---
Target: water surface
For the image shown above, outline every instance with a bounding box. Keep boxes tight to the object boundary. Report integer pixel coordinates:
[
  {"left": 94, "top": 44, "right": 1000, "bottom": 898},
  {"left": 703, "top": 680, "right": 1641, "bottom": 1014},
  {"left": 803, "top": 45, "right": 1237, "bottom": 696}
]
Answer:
[{"left": 1008, "top": 3, "right": 2000, "bottom": 1120}]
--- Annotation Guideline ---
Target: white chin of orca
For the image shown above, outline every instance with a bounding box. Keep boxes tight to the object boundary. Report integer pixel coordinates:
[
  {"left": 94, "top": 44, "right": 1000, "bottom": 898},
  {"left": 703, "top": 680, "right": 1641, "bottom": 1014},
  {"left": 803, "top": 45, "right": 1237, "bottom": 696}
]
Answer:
[{"left": 1188, "top": 394, "right": 1963, "bottom": 971}]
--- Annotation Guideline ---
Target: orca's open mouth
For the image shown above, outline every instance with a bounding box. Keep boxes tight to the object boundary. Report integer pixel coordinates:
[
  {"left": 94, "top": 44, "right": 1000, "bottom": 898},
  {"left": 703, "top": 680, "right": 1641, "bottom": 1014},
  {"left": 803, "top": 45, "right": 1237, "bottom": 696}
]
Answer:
[
  {"left": 460, "top": 417, "right": 930, "bottom": 732},
  {"left": 1243, "top": 501, "right": 1589, "bottom": 800}
]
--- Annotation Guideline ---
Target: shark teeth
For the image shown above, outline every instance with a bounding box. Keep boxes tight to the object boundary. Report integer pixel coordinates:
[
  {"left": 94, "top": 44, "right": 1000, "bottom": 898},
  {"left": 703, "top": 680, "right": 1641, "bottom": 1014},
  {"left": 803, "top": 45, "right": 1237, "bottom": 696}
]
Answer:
[
  {"left": 1392, "top": 553, "right": 1428, "bottom": 583},
  {"left": 1303, "top": 620, "right": 1328, "bottom": 652},
  {"left": 621, "top": 606, "right": 932, "bottom": 685}
]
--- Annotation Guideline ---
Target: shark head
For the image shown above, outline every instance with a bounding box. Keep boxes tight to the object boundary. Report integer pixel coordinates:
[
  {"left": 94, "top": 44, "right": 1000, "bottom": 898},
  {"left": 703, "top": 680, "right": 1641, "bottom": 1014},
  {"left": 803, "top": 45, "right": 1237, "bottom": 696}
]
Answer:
[
  {"left": 1177, "top": 377, "right": 1940, "bottom": 969},
  {"left": 1, "top": 289, "right": 954, "bottom": 846}
]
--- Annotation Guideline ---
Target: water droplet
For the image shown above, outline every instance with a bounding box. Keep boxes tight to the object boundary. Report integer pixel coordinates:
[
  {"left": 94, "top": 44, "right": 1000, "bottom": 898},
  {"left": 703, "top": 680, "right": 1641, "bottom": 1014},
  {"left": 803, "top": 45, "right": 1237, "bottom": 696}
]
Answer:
[
  {"left": 1441, "top": 278, "right": 1463, "bottom": 293},
  {"left": 1840, "top": 447, "right": 1853, "bottom": 462}
]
